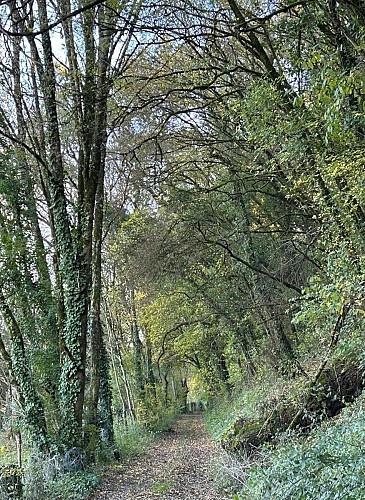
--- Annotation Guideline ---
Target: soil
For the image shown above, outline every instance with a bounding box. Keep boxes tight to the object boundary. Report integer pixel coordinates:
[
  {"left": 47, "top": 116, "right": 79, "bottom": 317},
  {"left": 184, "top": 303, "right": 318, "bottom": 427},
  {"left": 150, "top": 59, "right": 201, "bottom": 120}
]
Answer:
[{"left": 90, "top": 414, "right": 224, "bottom": 499}]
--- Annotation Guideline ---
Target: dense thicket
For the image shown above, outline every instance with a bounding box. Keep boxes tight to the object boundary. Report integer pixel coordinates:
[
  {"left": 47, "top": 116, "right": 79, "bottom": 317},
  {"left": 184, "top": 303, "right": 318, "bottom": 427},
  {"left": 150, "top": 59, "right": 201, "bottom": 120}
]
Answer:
[{"left": 112, "top": 0, "right": 365, "bottom": 399}]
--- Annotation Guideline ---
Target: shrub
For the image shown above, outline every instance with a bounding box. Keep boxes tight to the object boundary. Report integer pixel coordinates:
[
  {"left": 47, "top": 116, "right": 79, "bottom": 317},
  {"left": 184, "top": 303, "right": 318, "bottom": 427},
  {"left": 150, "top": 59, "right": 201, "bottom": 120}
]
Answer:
[
  {"left": 45, "top": 471, "right": 100, "bottom": 500},
  {"left": 238, "top": 394, "right": 365, "bottom": 499},
  {"left": 204, "top": 373, "right": 295, "bottom": 442},
  {"left": 136, "top": 398, "right": 180, "bottom": 433},
  {"left": 22, "top": 452, "right": 99, "bottom": 499},
  {"left": 0, "top": 464, "right": 23, "bottom": 498},
  {"left": 114, "top": 422, "right": 154, "bottom": 459}
]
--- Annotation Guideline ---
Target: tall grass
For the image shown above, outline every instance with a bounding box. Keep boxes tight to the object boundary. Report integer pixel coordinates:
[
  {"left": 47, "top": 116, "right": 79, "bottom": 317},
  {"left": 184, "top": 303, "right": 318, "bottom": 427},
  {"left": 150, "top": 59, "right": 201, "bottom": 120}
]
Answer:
[{"left": 114, "top": 422, "right": 155, "bottom": 459}]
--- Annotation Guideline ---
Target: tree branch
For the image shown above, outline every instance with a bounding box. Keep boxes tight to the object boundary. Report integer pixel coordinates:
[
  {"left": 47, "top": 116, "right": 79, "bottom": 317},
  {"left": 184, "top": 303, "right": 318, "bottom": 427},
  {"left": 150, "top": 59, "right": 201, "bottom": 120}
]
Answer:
[
  {"left": 157, "top": 319, "right": 212, "bottom": 367},
  {"left": 0, "top": 0, "right": 107, "bottom": 37},
  {"left": 243, "top": 1, "right": 315, "bottom": 31},
  {"left": 197, "top": 225, "right": 302, "bottom": 294}
]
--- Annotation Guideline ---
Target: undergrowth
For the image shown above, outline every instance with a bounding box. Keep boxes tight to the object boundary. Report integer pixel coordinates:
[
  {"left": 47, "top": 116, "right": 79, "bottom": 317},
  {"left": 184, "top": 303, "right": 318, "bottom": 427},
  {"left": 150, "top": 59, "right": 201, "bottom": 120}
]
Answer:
[
  {"left": 114, "top": 422, "right": 155, "bottom": 459},
  {"left": 114, "top": 403, "right": 180, "bottom": 459},
  {"left": 206, "top": 366, "right": 365, "bottom": 499},
  {"left": 20, "top": 422, "right": 154, "bottom": 498},
  {"left": 235, "top": 394, "right": 365, "bottom": 499},
  {"left": 42, "top": 471, "right": 99, "bottom": 500},
  {"left": 23, "top": 456, "right": 100, "bottom": 500},
  {"left": 205, "top": 371, "right": 306, "bottom": 442}
]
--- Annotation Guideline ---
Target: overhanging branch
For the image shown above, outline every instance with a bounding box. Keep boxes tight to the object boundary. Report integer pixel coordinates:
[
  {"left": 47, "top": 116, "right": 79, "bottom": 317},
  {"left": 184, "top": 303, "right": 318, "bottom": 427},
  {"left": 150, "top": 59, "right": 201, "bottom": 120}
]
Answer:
[{"left": 0, "top": 0, "right": 107, "bottom": 37}]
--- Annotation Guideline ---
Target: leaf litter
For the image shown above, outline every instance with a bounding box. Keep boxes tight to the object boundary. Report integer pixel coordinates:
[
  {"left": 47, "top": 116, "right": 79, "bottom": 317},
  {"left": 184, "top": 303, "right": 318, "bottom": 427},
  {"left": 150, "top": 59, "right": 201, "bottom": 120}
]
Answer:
[{"left": 90, "top": 414, "right": 227, "bottom": 499}]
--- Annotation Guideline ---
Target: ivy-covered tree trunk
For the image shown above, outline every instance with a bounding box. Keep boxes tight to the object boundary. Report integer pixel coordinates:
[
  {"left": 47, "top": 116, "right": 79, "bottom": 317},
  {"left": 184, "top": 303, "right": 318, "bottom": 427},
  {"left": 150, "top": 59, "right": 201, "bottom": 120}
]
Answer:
[
  {"left": 145, "top": 333, "right": 157, "bottom": 399},
  {"left": 32, "top": 0, "right": 115, "bottom": 449},
  {"left": 97, "top": 332, "right": 114, "bottom": 444},
  {"left": 0, "top": 293, "right": 49, "bottom": 452},
  {"left": 89, "top": 148, "right": 114, "bottom": 444}
]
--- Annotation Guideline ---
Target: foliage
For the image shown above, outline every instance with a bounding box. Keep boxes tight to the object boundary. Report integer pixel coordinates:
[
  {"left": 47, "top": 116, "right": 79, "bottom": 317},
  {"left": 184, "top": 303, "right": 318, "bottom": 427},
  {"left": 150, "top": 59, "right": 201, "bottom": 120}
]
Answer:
[
  {"left": 114, "top": 423, "right": 154, "bottom": 459},
  {"left": 44, "top": 472, "right": 100, "bottom": 500},
  {"left": 1, "top": 0, "right": 365, "bottom": 487},
  {"left": 22, "top": 452, "right": 100, "bottom": 500},
  {"left": 239, "top": 395, "right": 365, "bottom": 499},
  {"left": 205, "top": 373, "right": 302, "bottom": 442},
  {"left": 0, "top": 464, "right": 23, "bottom": 499}
]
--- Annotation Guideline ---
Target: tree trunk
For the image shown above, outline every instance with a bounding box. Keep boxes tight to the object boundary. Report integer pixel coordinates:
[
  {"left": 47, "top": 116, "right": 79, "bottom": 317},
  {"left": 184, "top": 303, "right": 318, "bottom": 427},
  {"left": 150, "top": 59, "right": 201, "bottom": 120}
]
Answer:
[
  {"left": 0, "top": 293, "right": 49, "bottom": 452},
  {"left": 131, "top": 291, "right": 145, "bottom": 400}
]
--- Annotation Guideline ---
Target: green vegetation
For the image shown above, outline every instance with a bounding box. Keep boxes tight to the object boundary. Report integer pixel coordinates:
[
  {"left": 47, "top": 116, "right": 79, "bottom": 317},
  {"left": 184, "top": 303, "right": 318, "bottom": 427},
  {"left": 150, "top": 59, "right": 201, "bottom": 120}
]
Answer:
[
  {"left": 23, "top": 467, "right": 100, "bottom": 500},
  {"left": 114, "top": 423, "right": 154, "bottom": 459},
  {"left": 207, "top": 377, "right": 365, "bottom": 498},
  {"left": 151, "top": 480, "right": 175, "bottom": 494},
  {"left": 241, "top": 394, "right": 365, "bottom": 499}
]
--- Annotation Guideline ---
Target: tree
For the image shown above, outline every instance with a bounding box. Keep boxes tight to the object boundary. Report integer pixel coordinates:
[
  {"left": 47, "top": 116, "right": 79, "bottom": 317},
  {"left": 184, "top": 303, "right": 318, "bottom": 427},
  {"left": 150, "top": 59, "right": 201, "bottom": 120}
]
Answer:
[{"left": 0, "top": 0, "right": 142, "bottom": 450}]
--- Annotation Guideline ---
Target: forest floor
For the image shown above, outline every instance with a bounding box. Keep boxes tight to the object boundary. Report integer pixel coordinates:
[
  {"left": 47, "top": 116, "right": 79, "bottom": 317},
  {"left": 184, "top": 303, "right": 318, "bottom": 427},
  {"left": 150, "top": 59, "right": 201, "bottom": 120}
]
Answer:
[{"left": 90, "top": 413, "right": 225, "bottom": 499}]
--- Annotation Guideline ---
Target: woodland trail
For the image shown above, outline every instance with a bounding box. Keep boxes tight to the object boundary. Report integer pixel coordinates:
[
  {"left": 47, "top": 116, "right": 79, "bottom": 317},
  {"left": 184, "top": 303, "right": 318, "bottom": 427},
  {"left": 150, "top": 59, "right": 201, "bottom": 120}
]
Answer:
[{"left": 90, "top": 414, "right": 224, "bottom": 499}]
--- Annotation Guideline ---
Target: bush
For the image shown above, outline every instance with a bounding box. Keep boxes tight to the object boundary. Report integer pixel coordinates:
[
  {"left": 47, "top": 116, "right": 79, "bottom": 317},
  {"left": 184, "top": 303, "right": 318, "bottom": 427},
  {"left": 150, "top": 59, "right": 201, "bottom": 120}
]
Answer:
[
  {"left": 22, "top": 453, "right": 99, "bottom": 499},
  {"left": 204, "top": 373, "right": 295, "bottom": 442},
  {"left": 147, "top": 405, "right": 180, "bottom": 433},
  {"left": 114, "top": 422, "right": 154, "bottom": 459},
  {"left": 45, "top": 471, "right": 99, "bottom": 500},
  {"left": 238, "top": 394, "right": 365, "bottom": 499},
  {"left": 136, "top": 399, "right": 180, "bottom": 433},
  {"left": 0, "top": 465, "right": 23, "bottom": 498}
]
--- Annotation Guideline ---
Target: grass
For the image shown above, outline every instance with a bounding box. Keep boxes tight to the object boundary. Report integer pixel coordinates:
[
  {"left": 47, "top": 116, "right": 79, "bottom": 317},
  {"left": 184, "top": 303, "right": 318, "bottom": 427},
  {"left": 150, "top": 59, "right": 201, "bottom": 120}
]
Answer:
[
  {"left": 114, "top": 421, "right": 155, "bottom": 459},
  {"left": 151, "top": 479, "right": 175, "bottom": 493},
  {"left": 205, "top": 366, "right": 365, "bottom": 499},
  {"left": 204, "top": 370, "right": 306, "bottom": 442}
]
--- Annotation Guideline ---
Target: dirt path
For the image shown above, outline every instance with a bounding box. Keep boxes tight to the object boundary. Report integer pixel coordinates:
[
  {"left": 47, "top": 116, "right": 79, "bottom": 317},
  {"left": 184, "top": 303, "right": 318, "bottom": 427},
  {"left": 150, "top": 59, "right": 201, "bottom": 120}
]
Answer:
[{"left": 90, "top": 414, "right": 224, "bottom": 499}]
